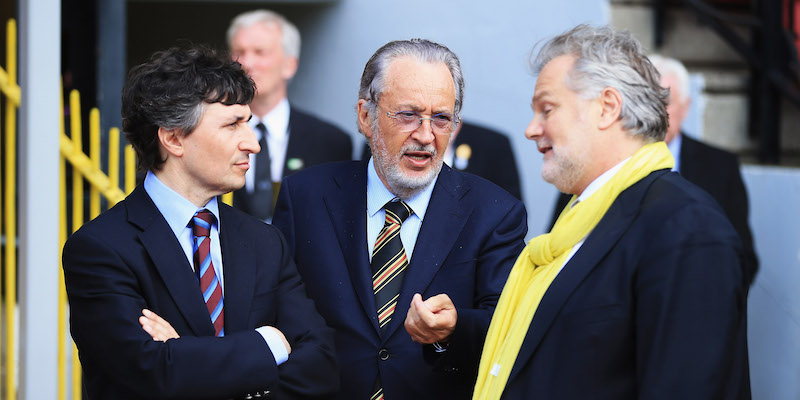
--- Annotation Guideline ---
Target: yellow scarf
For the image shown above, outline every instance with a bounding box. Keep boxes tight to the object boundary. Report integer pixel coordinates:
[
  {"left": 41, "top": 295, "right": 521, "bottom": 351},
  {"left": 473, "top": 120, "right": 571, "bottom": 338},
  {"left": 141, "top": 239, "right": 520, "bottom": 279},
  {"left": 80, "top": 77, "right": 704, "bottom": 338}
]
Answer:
[{"left": 472, "top": 141, "right": 674, "bottom": 400}]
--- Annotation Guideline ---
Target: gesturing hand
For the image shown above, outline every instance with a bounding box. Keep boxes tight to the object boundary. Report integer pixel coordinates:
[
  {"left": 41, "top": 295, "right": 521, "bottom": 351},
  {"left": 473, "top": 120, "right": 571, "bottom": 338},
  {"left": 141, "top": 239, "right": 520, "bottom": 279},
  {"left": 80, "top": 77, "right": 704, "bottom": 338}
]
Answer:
[{"left": 404, "top": 293, "right": 457, "bottom": 344}]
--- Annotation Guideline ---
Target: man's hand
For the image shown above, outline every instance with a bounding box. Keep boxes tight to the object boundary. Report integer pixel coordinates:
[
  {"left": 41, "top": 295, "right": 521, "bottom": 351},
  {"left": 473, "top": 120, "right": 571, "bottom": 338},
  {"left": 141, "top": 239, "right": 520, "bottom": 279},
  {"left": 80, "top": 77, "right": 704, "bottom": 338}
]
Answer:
[
  {"left": 404, "top": 293, "right": 457, "bottom": 344},
  {"left": 139, "top": 309, "right": 179, "bottom": 342}
]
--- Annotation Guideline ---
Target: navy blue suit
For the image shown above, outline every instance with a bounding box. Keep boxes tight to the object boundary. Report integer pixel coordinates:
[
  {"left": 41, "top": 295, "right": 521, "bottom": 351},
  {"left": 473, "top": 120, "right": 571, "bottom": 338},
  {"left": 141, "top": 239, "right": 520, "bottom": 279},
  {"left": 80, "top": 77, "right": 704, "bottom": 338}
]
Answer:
[
  {"left": 62, "top": 185, "right": 338, "bottom": 400},
  {"left": 272, "top": 160, "right": 527, "bottom": 400},
  {"left": 503, "top": 170, "right": 750, "bottom": 399}
]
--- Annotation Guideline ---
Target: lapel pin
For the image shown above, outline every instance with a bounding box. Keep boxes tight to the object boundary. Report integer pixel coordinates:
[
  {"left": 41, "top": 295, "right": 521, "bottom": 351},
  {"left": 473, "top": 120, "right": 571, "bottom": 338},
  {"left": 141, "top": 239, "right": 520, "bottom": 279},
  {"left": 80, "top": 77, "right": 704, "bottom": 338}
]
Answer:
[
  {"left": 287, "top": 158, "right": 304, "bottom": 171},
  {"left": 454, "top": 144, "right": 472, "bottom": 170}
]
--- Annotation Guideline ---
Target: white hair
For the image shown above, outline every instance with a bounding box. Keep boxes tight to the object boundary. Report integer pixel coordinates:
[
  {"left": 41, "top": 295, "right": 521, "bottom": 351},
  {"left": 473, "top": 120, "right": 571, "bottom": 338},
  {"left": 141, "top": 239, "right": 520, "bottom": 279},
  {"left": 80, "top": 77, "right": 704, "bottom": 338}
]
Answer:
[
  {"left": 226, "top": 9, "right": 301, "bottom": 59},
  {"left": 648, "top": 54, "right": 691, "bottom": 102}
]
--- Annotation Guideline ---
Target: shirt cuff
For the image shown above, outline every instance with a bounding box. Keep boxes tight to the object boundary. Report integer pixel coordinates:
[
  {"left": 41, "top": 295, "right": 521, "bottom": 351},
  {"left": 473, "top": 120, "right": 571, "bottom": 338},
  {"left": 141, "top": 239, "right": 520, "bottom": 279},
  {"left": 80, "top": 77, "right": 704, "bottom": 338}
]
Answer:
[{"left": 256, "top": 326, "right": 289, "bottom": 365}]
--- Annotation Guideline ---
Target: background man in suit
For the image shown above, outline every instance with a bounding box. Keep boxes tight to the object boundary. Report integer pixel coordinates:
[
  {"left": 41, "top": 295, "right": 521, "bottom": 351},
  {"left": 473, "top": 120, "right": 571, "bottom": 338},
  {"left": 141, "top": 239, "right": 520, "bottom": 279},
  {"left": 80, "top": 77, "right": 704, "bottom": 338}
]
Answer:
[
  {"left": 363, "top": 121, "right": 523, "bottom": 200},
  {"left": 62, "top": 46, "right": 337, "bottom": 399},
  {"left": 227, "top": 9, "right": 352, "bottom": 221},
  {"left": 272, "top": 39, "right": 527, "bottom": 400},
  {"left": 550, "top": 54, "right": 758, "bottom": 285},
  {"left": 473, "top": 25, "right": 749, "bottom": 399}
]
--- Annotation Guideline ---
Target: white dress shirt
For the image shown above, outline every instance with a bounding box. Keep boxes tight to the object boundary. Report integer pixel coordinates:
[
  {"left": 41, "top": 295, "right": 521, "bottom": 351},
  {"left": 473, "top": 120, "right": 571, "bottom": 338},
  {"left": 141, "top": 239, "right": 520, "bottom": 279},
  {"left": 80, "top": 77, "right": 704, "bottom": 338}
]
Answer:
[
  {"left": 245, "top": 98, "right": 291, "bottom": 191},
  {"left": 560, "top": 156, "right": 631, "bottom": 271}
]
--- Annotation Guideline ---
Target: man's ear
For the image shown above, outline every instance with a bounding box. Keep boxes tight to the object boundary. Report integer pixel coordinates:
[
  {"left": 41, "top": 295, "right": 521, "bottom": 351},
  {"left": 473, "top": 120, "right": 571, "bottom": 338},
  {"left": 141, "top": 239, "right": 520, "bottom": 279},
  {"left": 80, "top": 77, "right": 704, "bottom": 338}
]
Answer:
[
  {"left": 158, "top": 127, "right": 184, "bottom": 158},
  {"left": 357, "top": 99, "right": 374, "bottom": 139},
  {"left": 281, "top": 56, "right": 299, "bottom": 81},
  {"left": 597, "top": 87, "right": 623, "bottom": 130}
]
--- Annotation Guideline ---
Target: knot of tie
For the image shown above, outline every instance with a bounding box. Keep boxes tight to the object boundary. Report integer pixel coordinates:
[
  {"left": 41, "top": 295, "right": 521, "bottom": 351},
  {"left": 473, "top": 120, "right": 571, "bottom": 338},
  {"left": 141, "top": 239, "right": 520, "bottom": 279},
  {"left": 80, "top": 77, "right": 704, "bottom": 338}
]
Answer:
[
  {"left": 191, "top": 209, "right": 216, "bottom": 238},
  {"left": 384, "top": 200, "right": 412, "bottom": 226},
  {"left": 527, "top": 233, "right": 554, "bottom": 267}
]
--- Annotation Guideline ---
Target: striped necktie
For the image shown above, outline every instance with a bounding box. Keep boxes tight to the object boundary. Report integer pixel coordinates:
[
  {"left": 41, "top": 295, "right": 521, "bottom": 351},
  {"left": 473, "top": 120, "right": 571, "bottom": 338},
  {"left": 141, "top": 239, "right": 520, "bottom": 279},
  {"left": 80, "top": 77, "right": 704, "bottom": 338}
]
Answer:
[
  {"left": 191, "top": 209, "right": 225, "bottom": 337},
  {"left": 371, "top": 200, "right": 413, "bottom": 400},
  {"left": 372, "top": 200, "right": 413, "bottom": 331}
]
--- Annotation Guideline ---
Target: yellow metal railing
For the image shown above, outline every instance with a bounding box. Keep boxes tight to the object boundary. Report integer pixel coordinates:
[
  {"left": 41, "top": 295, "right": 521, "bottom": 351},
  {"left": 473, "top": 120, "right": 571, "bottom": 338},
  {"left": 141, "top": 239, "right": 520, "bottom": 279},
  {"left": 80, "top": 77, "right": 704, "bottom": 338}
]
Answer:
[
  {"left": 57, "top": 86, "right": 137, "bottom": 400},
  {"left": 2, "top": 18, "right": 20, "bottom": 400},
  {"left": 2, "top": 17, "right": 233, "bottom": 399}
]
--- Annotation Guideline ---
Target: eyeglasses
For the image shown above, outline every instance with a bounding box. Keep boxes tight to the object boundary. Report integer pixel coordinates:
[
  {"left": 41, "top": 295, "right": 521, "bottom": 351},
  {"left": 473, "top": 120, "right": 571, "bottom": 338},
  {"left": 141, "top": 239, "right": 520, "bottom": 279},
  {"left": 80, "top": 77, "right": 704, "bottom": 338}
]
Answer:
[{"left": 376, "top": 104, "right": 459, "bottom": 135}]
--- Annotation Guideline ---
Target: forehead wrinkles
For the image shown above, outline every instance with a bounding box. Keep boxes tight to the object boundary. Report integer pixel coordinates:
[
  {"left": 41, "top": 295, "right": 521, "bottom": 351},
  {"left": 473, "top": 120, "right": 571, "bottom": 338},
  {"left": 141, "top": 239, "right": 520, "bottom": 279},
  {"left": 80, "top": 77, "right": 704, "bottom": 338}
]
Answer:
[{"left": 383, "top": 58, "right": 455, "bottom": 111}]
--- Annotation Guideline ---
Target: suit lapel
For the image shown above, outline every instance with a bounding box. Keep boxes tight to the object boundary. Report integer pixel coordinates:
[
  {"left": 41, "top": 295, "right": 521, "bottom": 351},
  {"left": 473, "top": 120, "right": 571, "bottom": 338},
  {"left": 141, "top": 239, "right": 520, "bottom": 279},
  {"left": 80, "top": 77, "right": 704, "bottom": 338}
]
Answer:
[
  {"left": 507, "top": 171, "right": 667, "bottom": 382},
  {"left": 127, "top": 186, "right": 215, "bottom": 337},
  {"left": 323, "top": 161, "right": 380, "bottom": 333},
  {"left": 217, "top": 205, "right": 256, "bottom": 333},
  {"left": 384, "top": 166, "right": 473, "bottom": 337}
]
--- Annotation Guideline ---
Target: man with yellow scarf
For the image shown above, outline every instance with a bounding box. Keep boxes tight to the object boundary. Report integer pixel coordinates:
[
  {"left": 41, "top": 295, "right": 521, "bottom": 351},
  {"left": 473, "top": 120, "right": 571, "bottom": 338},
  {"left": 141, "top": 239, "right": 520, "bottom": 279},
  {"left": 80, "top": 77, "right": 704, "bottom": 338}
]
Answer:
[{"left": 473, "top": 25, "right": 750, "bottom": 399}]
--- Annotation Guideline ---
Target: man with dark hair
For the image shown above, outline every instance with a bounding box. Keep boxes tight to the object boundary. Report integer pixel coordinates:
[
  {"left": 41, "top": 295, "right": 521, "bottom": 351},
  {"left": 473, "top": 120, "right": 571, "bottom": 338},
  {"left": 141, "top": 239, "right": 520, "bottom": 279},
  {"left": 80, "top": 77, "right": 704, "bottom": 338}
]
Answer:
[
  {"left": 62, "top": 46, "right": 337, "bottom": 400},
  {"left": 474, "top": 25, "right": 749, "bottom": 399},
  {"left": 272, "top": 39, "right": 527, "bottom": 399},
  {"left": 227, "top": 9, "right": 352, "bottom": 222}
]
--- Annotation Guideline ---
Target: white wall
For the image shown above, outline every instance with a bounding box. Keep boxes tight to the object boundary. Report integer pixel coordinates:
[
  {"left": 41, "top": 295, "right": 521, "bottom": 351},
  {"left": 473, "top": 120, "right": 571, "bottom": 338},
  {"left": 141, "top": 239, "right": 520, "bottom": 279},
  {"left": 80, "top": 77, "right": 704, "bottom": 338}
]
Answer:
[
  {"left": 288, "top": 0, "right": 610, "bottom": 237},
  {"left": 743, "top": 166, "right": 800, "bottom": 400}
]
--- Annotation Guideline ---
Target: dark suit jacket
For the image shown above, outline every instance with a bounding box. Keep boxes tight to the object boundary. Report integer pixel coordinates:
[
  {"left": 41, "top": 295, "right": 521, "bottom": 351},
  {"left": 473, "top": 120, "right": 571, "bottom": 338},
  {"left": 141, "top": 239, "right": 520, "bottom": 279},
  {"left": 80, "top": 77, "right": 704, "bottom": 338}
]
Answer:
[
  {"left": 272, "top": 160, "right": 527, "bottom": 400},
  {"left": 62, "top": 185, "right": 338, "bottom": 400},
  {"left": 505, "top": 170, "right": 750, "bottom": 399},
  {"left": 361, "top": 122, "right": 522, "bottom": 200},
  {"left": 233, "top": 106, "right": 353, "bottom": 217},
  {"left": 551, "top": 135, "right": 758, "bottom": 285}
]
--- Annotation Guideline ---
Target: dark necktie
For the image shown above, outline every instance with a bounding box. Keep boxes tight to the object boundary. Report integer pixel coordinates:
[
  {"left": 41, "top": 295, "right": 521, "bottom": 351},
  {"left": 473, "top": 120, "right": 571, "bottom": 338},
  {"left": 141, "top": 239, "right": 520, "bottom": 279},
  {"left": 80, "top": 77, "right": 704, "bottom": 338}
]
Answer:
[
  {"left": 251, "top": 122, "right": 273, "bottom": 220},
  {"left": 372, "top": 200, "right": 413, "bottom": 331},
  {"left": 191, "top": 209, "right": 224, "bottom": 337}
]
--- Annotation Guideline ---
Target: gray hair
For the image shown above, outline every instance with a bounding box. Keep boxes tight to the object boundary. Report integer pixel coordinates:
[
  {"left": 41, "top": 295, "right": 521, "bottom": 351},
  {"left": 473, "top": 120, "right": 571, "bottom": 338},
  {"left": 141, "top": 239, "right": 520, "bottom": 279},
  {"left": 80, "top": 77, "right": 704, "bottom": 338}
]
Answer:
[
  {"left": 358, "top": 39, "right": 465, "bottom": 135},
  {"left": 530, "top": 24, "right": 669, "bottom": 141},
  {"left": 648, "top": 54, "right": 690, "bottom": 102},
  {"left": 226, "top": 9, "right": 301, "bottom": 59}
]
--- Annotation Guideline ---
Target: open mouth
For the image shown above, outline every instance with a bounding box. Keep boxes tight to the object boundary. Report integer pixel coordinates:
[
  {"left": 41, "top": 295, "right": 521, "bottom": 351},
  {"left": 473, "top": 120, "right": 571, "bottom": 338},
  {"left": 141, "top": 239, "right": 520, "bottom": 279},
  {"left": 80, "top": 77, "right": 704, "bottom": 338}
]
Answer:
[
  {"left": 403, "top": 151, "right": 433, "bottom": 167},
  {"left": 538, "top": 145, "right": 552, "bottom": 155}
]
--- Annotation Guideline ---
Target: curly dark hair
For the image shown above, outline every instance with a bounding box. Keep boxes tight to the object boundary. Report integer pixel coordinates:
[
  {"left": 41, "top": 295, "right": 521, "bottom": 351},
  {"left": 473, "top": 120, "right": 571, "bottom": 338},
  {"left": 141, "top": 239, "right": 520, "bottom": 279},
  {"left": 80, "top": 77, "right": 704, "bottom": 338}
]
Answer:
[{"left": 121, "top": 45, "right": 255, "bottom": 172}]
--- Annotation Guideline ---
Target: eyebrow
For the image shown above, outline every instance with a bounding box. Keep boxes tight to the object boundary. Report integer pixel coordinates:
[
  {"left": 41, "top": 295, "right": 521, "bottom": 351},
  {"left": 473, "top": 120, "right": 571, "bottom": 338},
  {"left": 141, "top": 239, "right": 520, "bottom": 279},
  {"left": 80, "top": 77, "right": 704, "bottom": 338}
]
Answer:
[{"left": 532, "top": 90, "right": 552, "bottom": 106}]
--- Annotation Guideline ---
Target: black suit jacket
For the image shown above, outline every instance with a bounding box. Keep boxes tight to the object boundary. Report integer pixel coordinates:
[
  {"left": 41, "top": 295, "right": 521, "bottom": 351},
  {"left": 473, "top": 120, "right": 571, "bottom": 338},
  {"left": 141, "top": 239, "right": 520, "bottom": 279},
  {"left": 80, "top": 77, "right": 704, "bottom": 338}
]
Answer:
[
  {"left": 551, "top": 135, "right": 758, "bottom": 284},
  {"left": 233, "top": 106, "right": 353, "bottom": 217},
  {"left": 62, "top": 185, "right": 338, "bottom": 399},
  {"left": 505, "top": 170, "right": 750, "bottom": 399},
  {"left": 272, "top": 160, "right": 527, "bottom": 400},
  {"left": 361, "top": 122, "right": 522, "bottom": 200}
]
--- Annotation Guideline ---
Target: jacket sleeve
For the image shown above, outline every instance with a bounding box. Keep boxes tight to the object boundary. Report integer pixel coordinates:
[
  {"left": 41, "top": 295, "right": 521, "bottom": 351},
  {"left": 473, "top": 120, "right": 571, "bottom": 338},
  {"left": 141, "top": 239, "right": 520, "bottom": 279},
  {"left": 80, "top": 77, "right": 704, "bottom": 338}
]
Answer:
[{"left": 62, "top": 230, "right": 277, "bottom": 400}]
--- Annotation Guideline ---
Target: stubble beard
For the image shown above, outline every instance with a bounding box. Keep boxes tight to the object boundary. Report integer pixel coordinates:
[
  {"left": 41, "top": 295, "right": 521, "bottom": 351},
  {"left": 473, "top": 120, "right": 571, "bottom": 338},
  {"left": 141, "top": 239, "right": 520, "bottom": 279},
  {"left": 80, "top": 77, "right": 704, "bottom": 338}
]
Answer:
[{"left": 539, "top": 139, "right": 586, "bottom": 195}]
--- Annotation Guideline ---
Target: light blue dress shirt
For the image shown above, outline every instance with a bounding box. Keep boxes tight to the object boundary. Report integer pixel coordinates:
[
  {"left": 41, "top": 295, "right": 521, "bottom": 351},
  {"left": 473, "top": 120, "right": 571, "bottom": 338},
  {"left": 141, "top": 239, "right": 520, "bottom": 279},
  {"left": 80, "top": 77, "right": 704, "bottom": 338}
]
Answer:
[{"left": 366, "top": 158, "right": 438, "bottom": 260}]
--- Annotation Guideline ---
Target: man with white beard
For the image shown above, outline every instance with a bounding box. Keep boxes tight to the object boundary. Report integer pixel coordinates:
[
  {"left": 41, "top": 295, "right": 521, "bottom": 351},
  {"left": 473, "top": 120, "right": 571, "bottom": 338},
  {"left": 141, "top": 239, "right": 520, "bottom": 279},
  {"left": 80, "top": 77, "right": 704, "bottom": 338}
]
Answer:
[{"left": 272, "top": 39, "right": 527, "bottom": 400}]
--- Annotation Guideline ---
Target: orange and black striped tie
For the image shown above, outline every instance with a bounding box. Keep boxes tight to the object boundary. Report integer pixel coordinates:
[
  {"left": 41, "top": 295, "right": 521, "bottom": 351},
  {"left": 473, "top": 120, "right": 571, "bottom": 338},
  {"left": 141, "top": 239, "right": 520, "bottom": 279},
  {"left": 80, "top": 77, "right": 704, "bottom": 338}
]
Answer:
[
  {"left": 372, "top": 199, "right": 413, "bottom": 332},
  {"left": 371, "top": 200, "right": 412, "bottom": 400}
]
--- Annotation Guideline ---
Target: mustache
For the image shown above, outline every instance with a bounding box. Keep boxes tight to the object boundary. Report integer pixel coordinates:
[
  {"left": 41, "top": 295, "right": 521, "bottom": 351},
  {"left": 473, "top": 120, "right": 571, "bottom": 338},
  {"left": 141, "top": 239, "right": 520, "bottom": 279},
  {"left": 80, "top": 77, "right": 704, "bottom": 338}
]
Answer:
[{"left": 402, "top": 143, "right": 437, "bottom": 156}]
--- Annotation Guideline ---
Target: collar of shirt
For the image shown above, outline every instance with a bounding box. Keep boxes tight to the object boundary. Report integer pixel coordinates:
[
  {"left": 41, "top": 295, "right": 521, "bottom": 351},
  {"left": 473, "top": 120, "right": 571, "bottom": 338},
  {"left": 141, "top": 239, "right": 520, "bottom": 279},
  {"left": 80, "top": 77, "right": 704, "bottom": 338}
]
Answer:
[
  {"left": 247, "top": 98, "right": 291, "bottom": 187},
  {"left": 252, "top": 98, "right": 290, "bottom": 142},
  {"left": 366, "top": 157, "right": 438, "bottom": 260},
  {"left": 562, "top": 155, "right": 632, "bottom": 271},
  {"left": 143, "top": 171, "right": 224, "bottom": 289},
  {"left": 575, "top": 155, "right": 631, "bottom": 205},
  {"left": 667, "top": 134, "right": 682, "bottom": 173}
]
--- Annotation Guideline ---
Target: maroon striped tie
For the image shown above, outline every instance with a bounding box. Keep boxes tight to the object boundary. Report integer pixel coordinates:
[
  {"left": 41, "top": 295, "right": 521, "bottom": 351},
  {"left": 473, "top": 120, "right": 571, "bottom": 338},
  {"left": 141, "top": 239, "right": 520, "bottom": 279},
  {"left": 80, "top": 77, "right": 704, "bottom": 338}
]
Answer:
[{"left": 191, "top": 209, "right": 224, "bottom": 337}]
